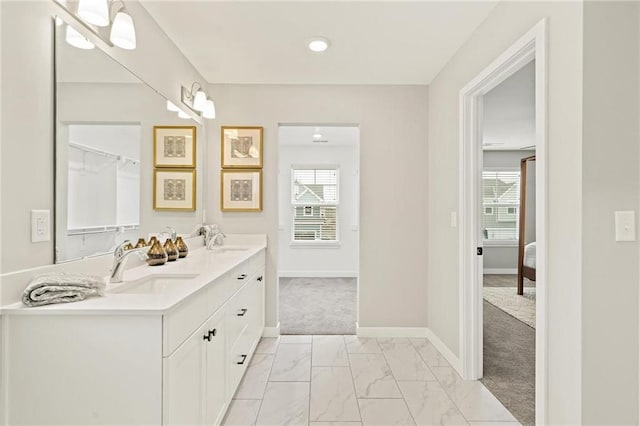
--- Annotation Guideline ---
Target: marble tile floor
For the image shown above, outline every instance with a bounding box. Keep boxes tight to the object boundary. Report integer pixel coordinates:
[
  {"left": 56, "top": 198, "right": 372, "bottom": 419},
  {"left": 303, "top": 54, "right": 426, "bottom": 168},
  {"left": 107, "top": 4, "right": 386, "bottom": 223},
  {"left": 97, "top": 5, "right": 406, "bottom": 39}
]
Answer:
[{"left": 222, "top": 335, "right": 520, "bottom": 426}]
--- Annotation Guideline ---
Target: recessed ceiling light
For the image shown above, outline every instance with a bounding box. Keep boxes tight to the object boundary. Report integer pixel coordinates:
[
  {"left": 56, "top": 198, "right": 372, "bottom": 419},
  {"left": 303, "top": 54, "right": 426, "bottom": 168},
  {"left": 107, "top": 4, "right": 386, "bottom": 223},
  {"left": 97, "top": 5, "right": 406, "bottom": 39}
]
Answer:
[
  {"left": 308, "top": 37, "right": 330, "bottom": 53},
  {"left": 313, "top": 132, "right": 323, "bottom": 139}
]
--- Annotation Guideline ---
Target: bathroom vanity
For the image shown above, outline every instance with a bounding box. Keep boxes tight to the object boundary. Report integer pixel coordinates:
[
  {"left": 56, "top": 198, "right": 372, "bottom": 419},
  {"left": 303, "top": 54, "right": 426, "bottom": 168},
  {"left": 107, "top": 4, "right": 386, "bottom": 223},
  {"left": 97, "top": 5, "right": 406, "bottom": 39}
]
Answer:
[{"left": 2, "top": 236, "right": 266, "bottom": 425}]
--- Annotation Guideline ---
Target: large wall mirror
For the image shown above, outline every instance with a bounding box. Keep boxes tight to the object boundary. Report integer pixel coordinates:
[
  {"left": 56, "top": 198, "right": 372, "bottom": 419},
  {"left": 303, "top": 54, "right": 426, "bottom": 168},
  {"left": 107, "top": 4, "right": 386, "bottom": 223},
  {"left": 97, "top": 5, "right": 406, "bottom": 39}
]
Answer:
[{"left": 54, "top": 18, "right": 204, "bottom": 263}]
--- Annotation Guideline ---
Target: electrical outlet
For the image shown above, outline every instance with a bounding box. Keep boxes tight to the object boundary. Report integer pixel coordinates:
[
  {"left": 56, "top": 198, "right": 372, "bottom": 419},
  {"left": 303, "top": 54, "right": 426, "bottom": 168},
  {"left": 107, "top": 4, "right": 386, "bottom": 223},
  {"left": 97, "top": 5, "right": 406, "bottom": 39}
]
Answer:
[{"left": 31, "top": 210, "right": 51, "bottom": 243}]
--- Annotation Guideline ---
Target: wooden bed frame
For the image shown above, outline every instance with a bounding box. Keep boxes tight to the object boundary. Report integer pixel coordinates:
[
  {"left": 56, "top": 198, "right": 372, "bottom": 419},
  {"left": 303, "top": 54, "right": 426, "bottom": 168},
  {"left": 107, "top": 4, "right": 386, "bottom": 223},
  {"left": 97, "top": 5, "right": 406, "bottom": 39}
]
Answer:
[{"left": 517, "top": 155, "right": 536, "bottom": 295}]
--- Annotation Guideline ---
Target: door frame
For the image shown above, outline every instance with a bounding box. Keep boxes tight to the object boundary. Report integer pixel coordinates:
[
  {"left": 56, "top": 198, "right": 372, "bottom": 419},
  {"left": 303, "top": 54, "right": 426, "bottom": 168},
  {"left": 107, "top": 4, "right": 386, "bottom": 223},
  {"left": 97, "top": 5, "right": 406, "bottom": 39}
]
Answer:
[{"left": 458, "top": 19, "right": 548, "bottom": 422}]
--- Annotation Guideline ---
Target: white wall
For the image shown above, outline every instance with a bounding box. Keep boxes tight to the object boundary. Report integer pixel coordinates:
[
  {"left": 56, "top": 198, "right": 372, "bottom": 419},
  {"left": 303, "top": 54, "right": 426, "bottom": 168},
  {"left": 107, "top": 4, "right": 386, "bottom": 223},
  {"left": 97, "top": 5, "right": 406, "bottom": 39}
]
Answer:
[
  {"left": 278, "top": 141, "right": 359, "bottom": 277},
  {"left": 426, "top": 2, "right": 583, "bottom": 424},
  {"left": 206, "top": 84, "right": 428, "bottom": 330},
  {"left": 581, "top": 2, "right": 639, "bottom": 424},
  {"left": 0, "top": 0, "right": 207, "bottom": 273},
  {"left": 483, "top": 150, "right": 534, "bottom": 272}
]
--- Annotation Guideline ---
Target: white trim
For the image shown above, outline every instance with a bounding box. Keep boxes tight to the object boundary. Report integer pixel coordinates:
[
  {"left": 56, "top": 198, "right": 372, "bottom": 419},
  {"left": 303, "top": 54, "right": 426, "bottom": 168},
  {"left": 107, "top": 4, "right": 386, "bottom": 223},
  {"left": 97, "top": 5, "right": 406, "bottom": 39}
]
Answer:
[
  {"left": 262, "top": 323, "right": 281, "bottom": 337},
  {"left": 424, "top": 328, "right": 462, "bottom": 374},
  {"left": 356, "top": 324, "right": 428, "bottom": 338},
  {"left": 483, "top": 268, "right": 518, "bottom": 275},
  {"left": 278, "top": 271, "right": 358, "bottom": 278},
  {"left": 459, "top": 18, "right": 548, "bottom": 424}
]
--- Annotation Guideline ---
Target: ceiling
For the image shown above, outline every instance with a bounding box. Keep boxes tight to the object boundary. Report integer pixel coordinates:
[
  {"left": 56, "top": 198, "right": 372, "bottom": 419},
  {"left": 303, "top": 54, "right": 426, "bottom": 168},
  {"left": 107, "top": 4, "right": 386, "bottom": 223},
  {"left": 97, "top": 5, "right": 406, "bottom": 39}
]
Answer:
[
  {"left": 140, "top": 1, "right": 498, "bottom": 85},
  {"left": 279, "top": 125, "right": 359, "bottom": 146},
  {"left": 482, "top": 60, "right": 535, "bottom": 151}
]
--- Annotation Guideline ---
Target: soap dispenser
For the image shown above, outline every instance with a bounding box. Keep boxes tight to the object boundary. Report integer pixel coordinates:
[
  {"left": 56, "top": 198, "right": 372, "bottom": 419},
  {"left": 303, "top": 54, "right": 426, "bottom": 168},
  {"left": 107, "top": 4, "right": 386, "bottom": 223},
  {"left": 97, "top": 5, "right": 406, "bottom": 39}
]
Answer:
[
  {"left": 146, "top": 239, "right": 168, "bottom": 266},
  {"left": 164, "top": 238, "right": 179, "bottom": 262},
  {"left": 175, "top": 236, "right": 189, "bottom": 258}
]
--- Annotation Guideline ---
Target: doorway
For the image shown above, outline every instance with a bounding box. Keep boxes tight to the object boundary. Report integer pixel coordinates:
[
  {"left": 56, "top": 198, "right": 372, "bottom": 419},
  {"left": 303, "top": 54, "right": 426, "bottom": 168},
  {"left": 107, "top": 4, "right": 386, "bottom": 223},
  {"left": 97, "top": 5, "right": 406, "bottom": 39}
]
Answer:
[
  {"left": 277, "top": 125, "right": 360, "bottom": 335},
  {"left": 459, "top": 19, "right": 547, "bottom": 425}
]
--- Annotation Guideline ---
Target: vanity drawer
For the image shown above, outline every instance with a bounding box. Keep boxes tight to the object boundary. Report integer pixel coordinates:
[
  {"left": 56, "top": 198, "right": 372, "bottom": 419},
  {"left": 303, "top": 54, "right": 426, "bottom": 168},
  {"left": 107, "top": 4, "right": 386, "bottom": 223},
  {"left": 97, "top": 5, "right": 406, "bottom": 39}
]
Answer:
[
  {"left": 226, "top": 279, "right": 256, "bottom": 347},
  {"left": 228, "top": 328, "right": 254, "bottom": 397}
]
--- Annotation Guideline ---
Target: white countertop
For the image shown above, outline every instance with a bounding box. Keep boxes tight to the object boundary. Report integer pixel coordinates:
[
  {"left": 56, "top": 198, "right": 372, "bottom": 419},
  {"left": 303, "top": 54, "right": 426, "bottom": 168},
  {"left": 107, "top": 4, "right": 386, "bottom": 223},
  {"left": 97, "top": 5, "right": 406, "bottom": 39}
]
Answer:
[{"left": 2, "top": 236, "right": 266, "bottom": 316}]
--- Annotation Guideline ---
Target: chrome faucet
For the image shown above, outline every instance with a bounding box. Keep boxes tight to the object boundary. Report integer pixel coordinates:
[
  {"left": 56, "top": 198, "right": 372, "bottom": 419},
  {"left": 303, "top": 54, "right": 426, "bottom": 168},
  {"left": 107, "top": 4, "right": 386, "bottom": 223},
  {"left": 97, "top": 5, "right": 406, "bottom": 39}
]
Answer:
[
  {"left": 110, "top": 240, "right": 148, "bottom": 283},
  {"left": 207, "top": 227, "right": 226, "bottom": 249},
  {"left": 158, "top": 226, "right": 177, "bottom": 243}
]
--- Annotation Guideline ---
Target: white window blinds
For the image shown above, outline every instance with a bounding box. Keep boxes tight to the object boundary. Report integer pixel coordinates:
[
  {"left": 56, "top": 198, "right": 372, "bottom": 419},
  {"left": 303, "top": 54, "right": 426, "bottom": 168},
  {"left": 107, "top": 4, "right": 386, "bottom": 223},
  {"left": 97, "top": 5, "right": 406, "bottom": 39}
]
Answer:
[
  {"left": 482, "top": 170, "right": 520, "bottom": 242},
  {"left": 291, "top": 168, "right": 338, "bottom": 242}
]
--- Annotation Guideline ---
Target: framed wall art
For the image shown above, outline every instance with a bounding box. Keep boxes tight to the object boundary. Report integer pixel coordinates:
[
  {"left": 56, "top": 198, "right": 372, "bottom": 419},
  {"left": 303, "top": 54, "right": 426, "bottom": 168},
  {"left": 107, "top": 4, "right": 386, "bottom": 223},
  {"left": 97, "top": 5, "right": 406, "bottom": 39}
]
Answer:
[
  {"left": 221, "top": 126, "right": 263, "bottom": 169},
  {"left": 220, "top": 169, "right": 262, "bottom": 212},
  {"left": 154, "top": 126, "right": 196, "bottom": 168},
  {"left": 153, "top": 169, "right": 196, "bottom": 211}
]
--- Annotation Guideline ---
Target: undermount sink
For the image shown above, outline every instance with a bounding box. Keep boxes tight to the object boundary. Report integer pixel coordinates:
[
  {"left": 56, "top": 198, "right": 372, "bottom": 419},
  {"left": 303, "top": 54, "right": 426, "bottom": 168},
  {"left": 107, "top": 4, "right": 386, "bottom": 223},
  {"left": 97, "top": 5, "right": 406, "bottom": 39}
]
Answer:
[
  {"left": 110, "top": 273, "right": 199, "bottom": 295},
  {"left": 209, "top": 246, "right": 249, "bottom": 254}
]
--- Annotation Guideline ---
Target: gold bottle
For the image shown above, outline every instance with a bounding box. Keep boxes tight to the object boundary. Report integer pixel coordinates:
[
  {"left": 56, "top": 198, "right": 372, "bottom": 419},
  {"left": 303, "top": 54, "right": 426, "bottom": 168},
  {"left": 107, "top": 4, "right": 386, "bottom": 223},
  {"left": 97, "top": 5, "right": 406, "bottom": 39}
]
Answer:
[
  {"left": 146, "top": 239, "right": 168, "bottom": 266},
  {"left": 148, "top": 236, "right": 158, "bottom": 247},
  {"left": 134, "top": 238, "right": 147, "bottom": 249},
  {"left": 164, "top": 238, "right": 179, "bottom": 262},
  {"left": 175, "top": 236, "right": 189, "bottom": 258}
]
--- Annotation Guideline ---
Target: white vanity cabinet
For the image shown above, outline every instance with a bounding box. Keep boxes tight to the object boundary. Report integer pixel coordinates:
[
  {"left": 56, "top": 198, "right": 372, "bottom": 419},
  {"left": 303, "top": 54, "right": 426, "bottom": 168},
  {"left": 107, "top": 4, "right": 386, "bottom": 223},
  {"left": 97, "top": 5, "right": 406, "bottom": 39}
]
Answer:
[{"left": 3, "top": 248, "right": 266, "bottom": 426}]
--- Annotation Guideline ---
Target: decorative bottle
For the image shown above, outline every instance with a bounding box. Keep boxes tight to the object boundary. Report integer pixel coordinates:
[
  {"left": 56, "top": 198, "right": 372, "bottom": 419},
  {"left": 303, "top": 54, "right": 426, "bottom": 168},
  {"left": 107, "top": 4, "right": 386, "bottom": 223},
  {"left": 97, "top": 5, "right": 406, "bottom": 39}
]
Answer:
[
  {"left": 164, "top": 238, "right": 179, "bottom": 262},
  {"left": 146, "top": 239, "right": 168, "bottom": 266},
  {"left": 175, "top": 236, "right": 189, "bottom": 258}
]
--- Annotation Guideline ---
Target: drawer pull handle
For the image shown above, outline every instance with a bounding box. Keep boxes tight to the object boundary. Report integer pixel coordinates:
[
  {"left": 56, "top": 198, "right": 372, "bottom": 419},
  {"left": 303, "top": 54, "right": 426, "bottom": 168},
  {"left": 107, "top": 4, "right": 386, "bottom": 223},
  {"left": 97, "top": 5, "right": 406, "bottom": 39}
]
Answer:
[
  {"left": 203, "top": 333, "right": 212, "bottom": 342},
  {"left": 237, "top": 308, "right": 248, "bottom": 317},
  {"left": 208, "top": 329, "right": 217, "bottom": 338},
  {"left": 257, "top": 276, "right": 263, "bottom": 282},
  {"left": 237, "top": 354, "right": 248, "bottom": 365},
  {"left": 237, "top": 274, "right": 247, "bottom": 280}
]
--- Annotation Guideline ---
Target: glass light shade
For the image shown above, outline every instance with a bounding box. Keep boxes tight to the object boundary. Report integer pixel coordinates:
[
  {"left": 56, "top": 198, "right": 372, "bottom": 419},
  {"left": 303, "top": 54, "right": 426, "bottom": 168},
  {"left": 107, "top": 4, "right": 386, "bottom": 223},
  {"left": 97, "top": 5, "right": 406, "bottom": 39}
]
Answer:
[
  {"left": 203, "top": 100, "right": 216, "bottom": 119},
  {"left": 110, "top": 11, "right": 137, "bottom": 50},
  {"left": 65, "top": 25, "right": 95, "bottom": 50},
  {"left": 166, "top": 100, "right": 180, "bottom": 112},
  {"left": 193, "top": 90, "right": 207, "bottom": 111},
  {"left": 77, "top": 0, "right": 110, "bottom": 27},
  {"left": 178, "top": 109, "right": 190, "bottom": 119}
]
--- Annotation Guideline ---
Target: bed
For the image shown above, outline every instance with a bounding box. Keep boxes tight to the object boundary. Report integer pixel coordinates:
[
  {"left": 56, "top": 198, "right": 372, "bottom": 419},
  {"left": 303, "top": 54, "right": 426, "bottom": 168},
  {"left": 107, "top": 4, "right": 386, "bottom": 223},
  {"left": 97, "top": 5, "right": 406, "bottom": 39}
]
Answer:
[{"left": 517, "top": 155, "right": 536, "bottom": 295}]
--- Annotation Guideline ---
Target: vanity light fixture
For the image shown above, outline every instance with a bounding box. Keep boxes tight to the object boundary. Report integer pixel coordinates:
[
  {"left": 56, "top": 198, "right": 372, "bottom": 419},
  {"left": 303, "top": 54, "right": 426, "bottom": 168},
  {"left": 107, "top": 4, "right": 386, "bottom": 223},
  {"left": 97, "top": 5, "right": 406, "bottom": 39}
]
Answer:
[
  {"left": 65, "top": 25, "right": 95, "bottom": 50},
  {"left": 308, "top": 37, "right": 330, "bottom": 53},
  {"left": 110, "top": 2, "right": 136, "bottom": 50},
  {"left": 181, "top": 82, "right": 216, "bottom": 120},
  {"left": 77, "top": 0, "right": 110, "bottom": 27}
]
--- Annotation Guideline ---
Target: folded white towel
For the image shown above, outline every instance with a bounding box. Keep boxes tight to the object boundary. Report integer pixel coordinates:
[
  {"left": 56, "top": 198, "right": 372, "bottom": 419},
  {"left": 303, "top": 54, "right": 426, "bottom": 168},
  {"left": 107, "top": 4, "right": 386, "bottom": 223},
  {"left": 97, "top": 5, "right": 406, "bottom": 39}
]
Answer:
[{"left": 22, "top": 273, "right": 106, "bottom": 307}]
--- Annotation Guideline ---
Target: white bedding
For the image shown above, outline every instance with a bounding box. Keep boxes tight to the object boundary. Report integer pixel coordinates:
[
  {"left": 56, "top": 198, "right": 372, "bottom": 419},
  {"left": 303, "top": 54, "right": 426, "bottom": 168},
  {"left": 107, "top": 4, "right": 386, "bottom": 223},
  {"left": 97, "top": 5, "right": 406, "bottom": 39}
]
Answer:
[{"left": 524, "top": 242, "right": 536, "bottom": 268}]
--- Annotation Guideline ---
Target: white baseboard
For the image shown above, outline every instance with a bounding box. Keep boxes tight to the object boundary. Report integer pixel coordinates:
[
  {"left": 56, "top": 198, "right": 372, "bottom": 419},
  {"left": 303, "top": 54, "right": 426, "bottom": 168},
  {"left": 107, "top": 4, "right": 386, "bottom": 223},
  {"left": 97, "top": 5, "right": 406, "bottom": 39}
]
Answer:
[
  {"left": 262, "top": 323, "right": 280, "bottom": 337},
  {"left": 483, "top": 268, "right": 517, "bottom": 275},
  {"left": 278, "top": 271, "right": 358, "bottom": 278},
  {"left": 424, "top": 328, "right": 462, "bottom": 375},
  {"left": 356, "top": 323, "right": 429, "bottom": 338}
]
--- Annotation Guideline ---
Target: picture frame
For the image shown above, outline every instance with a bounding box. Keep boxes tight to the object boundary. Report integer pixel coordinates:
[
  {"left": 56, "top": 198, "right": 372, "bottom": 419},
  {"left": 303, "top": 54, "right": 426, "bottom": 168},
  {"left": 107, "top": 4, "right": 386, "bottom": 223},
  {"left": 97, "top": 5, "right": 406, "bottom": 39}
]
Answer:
[
  {"left": 153, "top": 169, "right": 196, "bottom": 211},
  {"left": 154, "top": 126, "right": 196, "bottom": 168},
  {"left": 221, "top": 126, "right": 263, "bottom": 169},
  {"left": 220, "top": 169, "right": 262, "bottom": 212}
]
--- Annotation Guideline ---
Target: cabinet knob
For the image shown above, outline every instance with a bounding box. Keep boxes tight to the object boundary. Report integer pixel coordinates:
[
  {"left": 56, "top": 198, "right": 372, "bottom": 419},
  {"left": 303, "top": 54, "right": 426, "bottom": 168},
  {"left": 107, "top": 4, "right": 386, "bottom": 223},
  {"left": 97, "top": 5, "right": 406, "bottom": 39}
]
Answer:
[
  {"left": 237, "top": 354, "right": 248, "bottom": 365},
  {"left": 257, "top": 276, "right": 263, "bottom": 282},
  {"left": 237, "top": 274, "right": 247, "bottom": 280},
  {"left": 237, "top": 308, "right": 248, "bottom": 317}
]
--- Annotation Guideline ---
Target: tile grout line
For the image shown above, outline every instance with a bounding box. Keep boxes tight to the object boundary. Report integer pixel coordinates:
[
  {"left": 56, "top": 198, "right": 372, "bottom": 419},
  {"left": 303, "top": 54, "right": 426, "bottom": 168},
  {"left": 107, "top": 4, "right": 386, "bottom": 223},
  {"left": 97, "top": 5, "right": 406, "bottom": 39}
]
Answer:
[
  {"left": 308, "top": 336, "right": 313, "bottom": 426},
  {"left": 344, "top": 335, "right": 365, "bottom": 424},
  {"left": 378, "top": 337, "right": 419, "bottom": 426},
  {"left": 253, "top": 337, "right": 281, "bottom": 425}
]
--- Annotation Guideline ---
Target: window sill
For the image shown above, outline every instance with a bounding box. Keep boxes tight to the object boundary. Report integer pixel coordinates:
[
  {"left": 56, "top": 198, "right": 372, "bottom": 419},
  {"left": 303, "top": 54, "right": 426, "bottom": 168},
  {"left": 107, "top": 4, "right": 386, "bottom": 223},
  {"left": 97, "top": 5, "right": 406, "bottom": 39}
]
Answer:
[
  {"left": 483, "top": 240, "right": 519, "bottom": 248},
  {"left": 290, "top": 241, "right": 341, "bottom": 248}
]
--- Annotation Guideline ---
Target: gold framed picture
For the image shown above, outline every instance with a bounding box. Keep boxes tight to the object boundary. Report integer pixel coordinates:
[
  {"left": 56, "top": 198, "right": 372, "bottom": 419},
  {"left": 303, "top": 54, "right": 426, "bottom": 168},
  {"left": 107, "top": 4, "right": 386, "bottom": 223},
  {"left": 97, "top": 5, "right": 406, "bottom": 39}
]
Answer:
[
  {"left": 154, "top": 126, "right": 196, "bottom": 168},
  {"left": 154, "top": 169, "right": 196, "bottom": 211},
  {"left": 221, "top": 126, "right": 263, "bottom": 169},
  {"left": 221, "top": 169, "right": 262, "bottom": 212}
]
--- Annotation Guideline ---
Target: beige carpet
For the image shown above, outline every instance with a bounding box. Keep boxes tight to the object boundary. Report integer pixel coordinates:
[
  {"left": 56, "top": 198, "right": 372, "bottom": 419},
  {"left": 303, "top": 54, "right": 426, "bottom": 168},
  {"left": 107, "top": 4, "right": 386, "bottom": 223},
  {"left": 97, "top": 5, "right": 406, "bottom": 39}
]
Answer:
[{"left": 483, "top": 287, "right": 536, "bottom": 328}]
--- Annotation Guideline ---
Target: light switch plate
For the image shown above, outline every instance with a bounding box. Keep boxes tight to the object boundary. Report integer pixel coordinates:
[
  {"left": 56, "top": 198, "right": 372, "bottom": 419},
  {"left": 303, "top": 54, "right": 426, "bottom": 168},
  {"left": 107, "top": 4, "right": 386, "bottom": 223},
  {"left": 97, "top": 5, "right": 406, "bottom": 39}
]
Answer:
[
  {"left": 614, "top": 211, "right": 635, "bottom": 242},
  {"left": 31, "top": 209, "right": 51, "bottom": 243}
]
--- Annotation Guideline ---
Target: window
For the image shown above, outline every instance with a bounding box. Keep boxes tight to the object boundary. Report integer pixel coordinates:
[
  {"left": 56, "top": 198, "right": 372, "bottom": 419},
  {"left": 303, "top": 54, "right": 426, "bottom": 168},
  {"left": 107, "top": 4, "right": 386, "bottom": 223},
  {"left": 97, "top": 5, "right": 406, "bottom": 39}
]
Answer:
[
  {"left": 482, "top": 170, "right": 520, "bottom": 242},
  {"left": 291, "top": 167, "right": 339, "bottom": 242}
]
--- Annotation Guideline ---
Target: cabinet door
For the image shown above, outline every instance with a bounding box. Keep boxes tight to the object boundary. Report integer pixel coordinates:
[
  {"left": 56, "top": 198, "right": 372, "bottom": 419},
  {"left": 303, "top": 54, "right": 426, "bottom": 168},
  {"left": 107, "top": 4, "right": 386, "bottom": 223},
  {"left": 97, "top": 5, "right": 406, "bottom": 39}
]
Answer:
[
  {"left": 205, "top": 311, "right": 227, "bottom": 425},
  {"left": 164, "top": 323, "right": 208, "bottom": 426}
]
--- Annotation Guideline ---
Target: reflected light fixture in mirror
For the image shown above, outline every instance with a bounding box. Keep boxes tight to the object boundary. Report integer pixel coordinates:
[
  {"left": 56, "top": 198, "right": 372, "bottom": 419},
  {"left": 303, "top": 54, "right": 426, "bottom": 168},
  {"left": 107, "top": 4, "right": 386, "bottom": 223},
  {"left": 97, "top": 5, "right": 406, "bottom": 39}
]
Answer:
[
  {"left": 77, "top": 0, "right": 110, "bottom": 27},
  {"left": 65, "top": 25, "right": 95, "bottom": 50},
  {"left": 181, "top": 82, "right": 216, "bottom": 120},
  {"left": 166, "top": 100, "right": 180, "bottom": 112},
  {"left": 110, "top": 2, "right": 136, "bottom": 50}
]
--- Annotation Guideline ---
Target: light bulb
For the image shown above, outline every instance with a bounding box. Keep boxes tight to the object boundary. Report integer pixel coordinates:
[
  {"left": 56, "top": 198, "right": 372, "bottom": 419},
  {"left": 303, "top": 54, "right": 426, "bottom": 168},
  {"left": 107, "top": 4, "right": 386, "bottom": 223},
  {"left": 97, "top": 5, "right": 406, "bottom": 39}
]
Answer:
[
  {"left": 178, "top": 109, "right": 190, "bottom": 119},
  {"left": 77, "top": 0, "right": 109, "bottom": 27},
  {"left": 65, "top": 25, "right": 95, "bottom": 50},
  {"left": 110, "top": 10, "right": 136, "bottom": 50},
  {"left": 166, "top": 100, "right": 180, "bottom": 112},
  {"left": 203, "top": 100, "right": 216, "bottom": 119},
  {"left": 193, "top": 90, "right": 207, "bottom": 111},
  {"left": 308, "top": 37, "right": 330, "bottom": 53}
]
